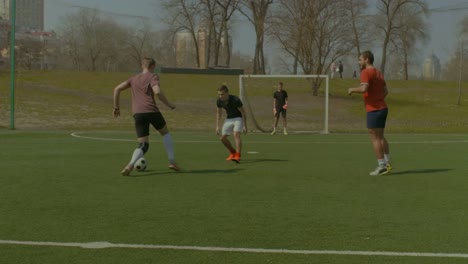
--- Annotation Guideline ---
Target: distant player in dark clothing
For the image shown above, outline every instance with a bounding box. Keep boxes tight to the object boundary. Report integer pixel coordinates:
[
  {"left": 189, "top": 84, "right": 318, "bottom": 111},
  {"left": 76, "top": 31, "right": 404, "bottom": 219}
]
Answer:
[
  {"left": 216, "top": 85, "right": 247, "bottom": 163},
  {"left": 339, "top": 61, "right": 344, "bottom": 79},
  {"left": 113, "top": 57, "right": 180, "bottom": 176},
  {"left": 271, "top": 82, "right": 288, "bottom": 135}
]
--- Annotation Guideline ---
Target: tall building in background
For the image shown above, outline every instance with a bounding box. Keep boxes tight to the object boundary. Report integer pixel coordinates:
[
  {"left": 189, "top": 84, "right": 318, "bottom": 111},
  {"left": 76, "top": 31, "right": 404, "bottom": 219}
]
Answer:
[
  {"left": 16, "top": 0, "right": 44, "bottom": 31},
  {"left": 0, "top": 0, "right": 44, "bottom": 32},
  {"left": 0, "top": 0, "right": 9, "bottom": 20},
  {"left": 422, "top": 53, "right": 441, "bottom": 81},
  {"left": 175, "top": 26, "right": 232, "bottom": 69}
]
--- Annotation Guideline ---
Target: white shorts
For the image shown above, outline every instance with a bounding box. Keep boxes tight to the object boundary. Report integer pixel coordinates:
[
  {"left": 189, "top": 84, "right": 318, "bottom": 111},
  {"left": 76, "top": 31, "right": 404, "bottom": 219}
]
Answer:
[{"left": 222, "top": 117, "right": 243, "bottom": 135}]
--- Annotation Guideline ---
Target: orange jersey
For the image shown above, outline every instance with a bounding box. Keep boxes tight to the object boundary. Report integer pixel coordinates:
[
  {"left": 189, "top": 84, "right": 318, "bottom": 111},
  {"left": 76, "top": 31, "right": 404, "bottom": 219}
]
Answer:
[{"left": 360, "top": 67, "right": 387, "bottom": 112}]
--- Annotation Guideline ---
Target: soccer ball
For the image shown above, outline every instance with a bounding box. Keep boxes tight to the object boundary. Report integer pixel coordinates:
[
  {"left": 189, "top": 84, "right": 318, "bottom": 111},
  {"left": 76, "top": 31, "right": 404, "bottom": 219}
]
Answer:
[{"left": 134, "top": 157, "right": 147, "bottom": 171}]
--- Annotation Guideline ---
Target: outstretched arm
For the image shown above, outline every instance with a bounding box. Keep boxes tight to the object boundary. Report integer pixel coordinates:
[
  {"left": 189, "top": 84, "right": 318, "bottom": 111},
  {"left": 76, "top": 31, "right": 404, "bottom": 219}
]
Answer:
[
  {"left": 113, "top": 81, "right": 130, "bottom": 117},
  {"left": 238, "top": 106, "right": 248, "bottom": 134},
  {"left": 216, "top": 108, "right": 223, "bottom": 135},
  {"left": 348, "top": 84, "right": 368, "bottom": 95},
  {"left": 152, "top": 84, "right": 175, "bottom": 110}
]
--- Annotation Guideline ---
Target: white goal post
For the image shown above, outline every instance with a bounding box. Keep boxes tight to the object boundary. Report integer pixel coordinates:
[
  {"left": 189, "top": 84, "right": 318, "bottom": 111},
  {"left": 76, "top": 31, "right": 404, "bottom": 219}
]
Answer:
[{"left": 239, "top": 74, "right": 330, "bottom": 134}]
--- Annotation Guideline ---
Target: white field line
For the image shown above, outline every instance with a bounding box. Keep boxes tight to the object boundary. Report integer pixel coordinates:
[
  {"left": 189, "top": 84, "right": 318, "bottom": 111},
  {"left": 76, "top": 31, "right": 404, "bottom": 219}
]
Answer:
[
  {"left": 0, "top": 240, "right": 468, "bottom": 259},
  {"left": 70, "top": 132, "right": 468, "bottom": 145}
]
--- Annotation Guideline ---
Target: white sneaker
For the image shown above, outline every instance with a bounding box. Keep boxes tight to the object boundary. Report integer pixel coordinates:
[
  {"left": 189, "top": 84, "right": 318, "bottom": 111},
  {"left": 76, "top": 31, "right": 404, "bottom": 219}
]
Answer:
[
  {"left": 369, "top": 166, "right": 388, "bottom": 176},
  {"left": 271, "top": 128, "right": 276, "bottom": 135},
  {"left": 283, "top": 128, "right": 288, "bottom": 135}
]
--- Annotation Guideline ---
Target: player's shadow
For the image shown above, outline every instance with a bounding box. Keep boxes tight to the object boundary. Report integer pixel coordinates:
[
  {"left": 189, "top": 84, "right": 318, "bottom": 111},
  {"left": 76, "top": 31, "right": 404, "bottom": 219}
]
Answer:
[
  {"left": 390, "top": 168, "right": 453, "bottom": 176},
  {"left": 241, "top": 158, "right": 289, "bottom": 164},
  {"left": 131, "top": 168, "right": 243, "bottom": 177}
]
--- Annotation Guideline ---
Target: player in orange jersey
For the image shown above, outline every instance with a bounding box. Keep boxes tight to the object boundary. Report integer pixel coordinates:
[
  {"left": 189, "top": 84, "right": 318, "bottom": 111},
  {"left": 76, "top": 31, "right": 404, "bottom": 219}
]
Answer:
[{"left": 348, "top": 51, "right": 391, "bottom": 176}]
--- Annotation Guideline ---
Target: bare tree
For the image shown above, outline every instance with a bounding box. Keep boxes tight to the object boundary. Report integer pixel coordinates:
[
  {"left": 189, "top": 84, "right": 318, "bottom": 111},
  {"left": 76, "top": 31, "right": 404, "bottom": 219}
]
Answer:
[
  {"left": 215, "top": 0, "right": 239, "bottom": 66},
  {"left": 201, "top": 0, "right": 220, "bottom": 67},
  {"left": 126, "top": 21, "right": 157, "bottom": 68},
  {"left": 343, "top": 0, "right": 373, "bottom": 58},
  {"left": 16, "top": 36, "right": 42, "bottom": 70},
  {"left": 393, "top": 4, "right": 429, "bottom": 80},
  {"left": 270, "top": 0, "right": 354, "bottom": 94},
  {"left": 238, "top": 0, "right": 273, "bottom": 74},
  {"left": 59, "top": 20, "right": 83, "bottom": 70},
  {"left": 58, "top": 8, "right": 124, "bottom": 71},
  {"left": 162, "top": 0, "right": 203, "bottom": 68},
  {"left": 374, "top": 0, "right": 428, "bottom": 75}
]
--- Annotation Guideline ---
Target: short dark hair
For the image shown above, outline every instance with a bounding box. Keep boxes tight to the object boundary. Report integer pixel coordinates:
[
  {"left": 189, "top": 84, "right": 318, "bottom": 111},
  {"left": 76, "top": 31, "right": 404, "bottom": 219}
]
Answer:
[
  {"left": 142, "top": 57, "right": 156, "bottom": 68},
  {"left": 279, "top": 82, "right": 283, "bottom": 86},
  {"left": 218, "top": 85, "right": 229, "bottom": 93},
  {"left": 360, "top": 50, "right": 374, "bottom": 64}
]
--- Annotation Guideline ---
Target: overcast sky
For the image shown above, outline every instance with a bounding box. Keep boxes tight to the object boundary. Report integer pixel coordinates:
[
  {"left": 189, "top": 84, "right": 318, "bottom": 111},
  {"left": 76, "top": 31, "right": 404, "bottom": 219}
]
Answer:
[{"left": 44, "top": 0, "right": 468, "bottom": 65}]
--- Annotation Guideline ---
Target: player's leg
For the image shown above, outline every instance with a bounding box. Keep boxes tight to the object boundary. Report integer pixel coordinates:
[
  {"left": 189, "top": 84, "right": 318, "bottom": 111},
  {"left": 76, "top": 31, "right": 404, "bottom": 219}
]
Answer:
[
  {"left": 281, "top": 110, "right": 288, "bottom": 135},
  {"left": 152, "top": 112, "right": 180, "bottom": 171},
  {"left": 231, "top": 118, "right": 243, "bottom": 162},
  {"left": 221, "top": 119, "right": 237, "bottom": 161},
  {"left": 379, "top": 109, "right": 391, "bottom": 170},
  {"left": 367, "top": 109, "right": 388, "bottom": 176},
  {"left": 368, "top": 128, "right": 388, "bottom": 175},
  {"left": 271, "top": 109, "right": 280, "bottom": 135},
  {"left": 122, "top": 113, "right": 150, "bottom": 176}
]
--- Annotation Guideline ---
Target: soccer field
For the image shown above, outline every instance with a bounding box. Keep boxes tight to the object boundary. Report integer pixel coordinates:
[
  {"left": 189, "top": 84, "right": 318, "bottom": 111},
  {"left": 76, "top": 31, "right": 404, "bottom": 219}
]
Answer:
[{"left": 1, "top": 131, "right": 468, "bottom": 264}]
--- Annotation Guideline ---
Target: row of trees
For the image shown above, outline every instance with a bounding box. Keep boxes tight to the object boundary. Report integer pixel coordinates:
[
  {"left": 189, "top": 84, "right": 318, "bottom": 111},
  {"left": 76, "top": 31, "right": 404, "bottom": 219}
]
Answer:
[
  {"left": 161, "top": 0, "right": 429, "bottom": 78},
  {"left": 4, "top": 0, "right": 468, "bottom": 82}
]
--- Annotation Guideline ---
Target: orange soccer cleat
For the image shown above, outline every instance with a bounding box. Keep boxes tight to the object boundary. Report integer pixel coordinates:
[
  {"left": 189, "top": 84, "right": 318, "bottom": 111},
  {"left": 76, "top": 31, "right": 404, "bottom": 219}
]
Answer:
[
  {"left": 231, "top": 152, "right": 241, "bottom": 163},
  {"left": 226, "top": 153, "right": 235, "bottom": 161}
]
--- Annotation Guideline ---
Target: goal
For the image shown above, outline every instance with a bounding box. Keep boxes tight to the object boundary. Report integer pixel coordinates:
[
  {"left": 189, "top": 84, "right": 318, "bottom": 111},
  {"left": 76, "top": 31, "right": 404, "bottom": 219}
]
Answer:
[{"left": 239, "top": 74, "right": 329, "bottom": 134}]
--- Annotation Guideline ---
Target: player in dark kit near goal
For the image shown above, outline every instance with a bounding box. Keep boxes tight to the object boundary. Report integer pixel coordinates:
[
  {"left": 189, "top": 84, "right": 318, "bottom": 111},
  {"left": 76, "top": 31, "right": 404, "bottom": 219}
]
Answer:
[
  {"left": 216, "top": 85, "right": 248, "bottom": 163},
  {"left": 271, "top": 82, "right": 289, "bottom": 135}
]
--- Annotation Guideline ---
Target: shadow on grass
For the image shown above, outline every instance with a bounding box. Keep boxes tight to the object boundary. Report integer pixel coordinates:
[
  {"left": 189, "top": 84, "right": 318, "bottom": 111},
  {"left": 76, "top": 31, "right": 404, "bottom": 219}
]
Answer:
[
  {"left": 130, "top": 168, "right": 244, "bottom": 177},
  {"left": 241, "top": 158, "right": 289, "bottom": 164},
  {"left": 390, "top": 168, "right": 453, "bottom": 176}
]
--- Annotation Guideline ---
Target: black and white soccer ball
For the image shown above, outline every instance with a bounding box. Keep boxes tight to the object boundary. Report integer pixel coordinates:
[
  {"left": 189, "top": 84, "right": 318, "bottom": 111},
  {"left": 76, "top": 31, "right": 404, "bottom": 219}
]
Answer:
[{"left": 135, "top": 157, "right": 147, "bottom": 171}]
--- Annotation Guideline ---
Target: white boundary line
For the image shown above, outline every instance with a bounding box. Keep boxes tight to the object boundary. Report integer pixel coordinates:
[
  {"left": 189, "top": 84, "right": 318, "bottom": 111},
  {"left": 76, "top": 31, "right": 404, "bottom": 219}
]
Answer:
[
  {"left": 1, "top": 240, "right": 468, "bottom": 259},
  {"left": 70, "top": 132, "right": 468, "bottom": 145}
]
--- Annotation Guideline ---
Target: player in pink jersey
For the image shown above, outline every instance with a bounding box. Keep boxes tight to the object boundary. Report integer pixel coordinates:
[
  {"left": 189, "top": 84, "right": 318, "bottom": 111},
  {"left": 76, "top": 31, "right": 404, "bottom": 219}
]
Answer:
[
  {"left": 348, "top": 51, "right": 391, "bottom": 176},
  {"left": 113, "top": 58, "right": 180, "bottom": 176}
]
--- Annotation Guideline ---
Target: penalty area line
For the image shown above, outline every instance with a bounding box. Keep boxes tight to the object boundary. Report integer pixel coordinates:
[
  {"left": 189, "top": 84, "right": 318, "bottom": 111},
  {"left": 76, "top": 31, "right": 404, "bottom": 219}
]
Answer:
[{"left": 1, "top": 240, "right": 468, "bottom": 259}]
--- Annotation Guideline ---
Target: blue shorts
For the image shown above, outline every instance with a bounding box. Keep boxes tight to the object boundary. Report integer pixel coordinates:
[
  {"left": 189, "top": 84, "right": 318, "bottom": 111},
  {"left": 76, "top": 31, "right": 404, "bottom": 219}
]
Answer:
[{"left": 367, "top": 108, "right": 388, "bottom": 128}]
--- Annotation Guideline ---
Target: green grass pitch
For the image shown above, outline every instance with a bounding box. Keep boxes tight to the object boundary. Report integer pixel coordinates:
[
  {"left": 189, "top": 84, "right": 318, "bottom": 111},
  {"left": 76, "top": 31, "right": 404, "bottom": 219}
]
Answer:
[{"left": 1, "top": 130, "right": 468, "bottom": 263}]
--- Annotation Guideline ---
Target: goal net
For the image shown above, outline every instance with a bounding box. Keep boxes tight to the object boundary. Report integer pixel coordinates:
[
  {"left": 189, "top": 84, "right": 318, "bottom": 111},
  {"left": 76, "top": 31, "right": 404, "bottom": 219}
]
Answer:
[{"left": 239, "top": 74, "right": 329, "bottom": 134}]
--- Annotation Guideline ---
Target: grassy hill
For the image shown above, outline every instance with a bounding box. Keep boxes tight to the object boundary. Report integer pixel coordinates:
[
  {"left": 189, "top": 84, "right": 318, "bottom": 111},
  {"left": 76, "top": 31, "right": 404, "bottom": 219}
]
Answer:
[{"left": 1, "top": 71, "right": 467, "bottom": 133}]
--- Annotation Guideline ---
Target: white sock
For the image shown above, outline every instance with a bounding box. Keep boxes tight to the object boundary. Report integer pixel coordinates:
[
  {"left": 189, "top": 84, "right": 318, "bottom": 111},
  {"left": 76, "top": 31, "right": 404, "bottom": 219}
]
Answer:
[
  {"left": 129, "top": 148, "right": 143, "bottom": 167},
  {"left": 163, "top": 133, "right": 175, "bottom": 164},
  {"left": 378, "top": 159, "right": 386, "bottom": 168},
  {"left": 384, "top": 154, "right": 390, "bottom": 163}
]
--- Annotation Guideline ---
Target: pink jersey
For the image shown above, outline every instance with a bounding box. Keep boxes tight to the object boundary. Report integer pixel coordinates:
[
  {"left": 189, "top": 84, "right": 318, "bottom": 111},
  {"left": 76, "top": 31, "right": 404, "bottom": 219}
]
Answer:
[
  {"left": 126, "top": 72, "right": 160, "bottom": 114},
  {"left": 360, "top": 67, "right": 387, "bottom": 112}
]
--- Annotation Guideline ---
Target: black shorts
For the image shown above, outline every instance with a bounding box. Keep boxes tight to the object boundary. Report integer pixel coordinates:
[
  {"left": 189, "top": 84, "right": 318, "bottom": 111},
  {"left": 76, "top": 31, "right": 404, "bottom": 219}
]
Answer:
[
  {"left": 367, "top": 108, "right": 388, "bottom": 129},
  {"left": 133, "top": 112, "right": 166, "bottom": 138},
  {"left": 275, "top": 107, "right": 287, "bottom": 118}
]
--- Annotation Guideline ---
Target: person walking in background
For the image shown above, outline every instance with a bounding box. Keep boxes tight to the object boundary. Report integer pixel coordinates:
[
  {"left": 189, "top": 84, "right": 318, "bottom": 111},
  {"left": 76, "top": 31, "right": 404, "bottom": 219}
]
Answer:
[
  {"left": 271, "top": 82, "right": 288, "bottom": 135},
  {"left": 330, "top": 62, "right": 337, "bottom": 79},
  {"left": 216, "top": 85, "right": 247, "bottom": 163},
  {"left": 113, "top": 57, "right": 181, "bottom": 176},
  {"left": 339, "top": 61, "right": 344, "bottom": 79},
  {"left": 348, "top": 51, "right": 391, "bottom": 176}
]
